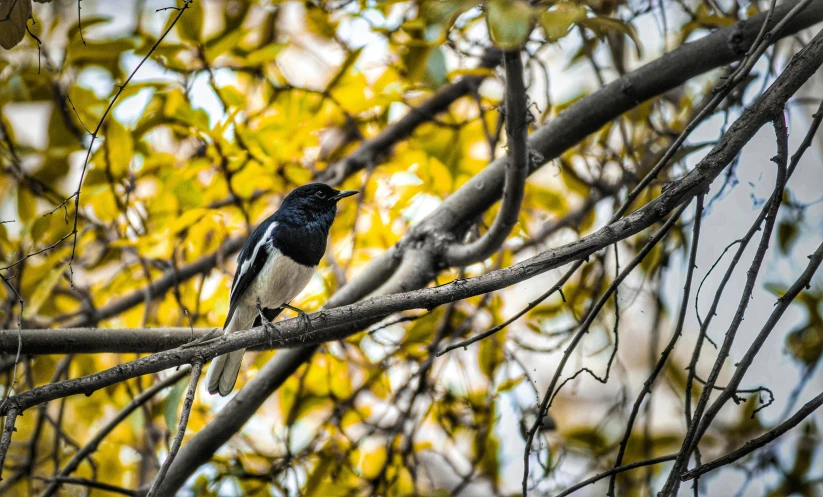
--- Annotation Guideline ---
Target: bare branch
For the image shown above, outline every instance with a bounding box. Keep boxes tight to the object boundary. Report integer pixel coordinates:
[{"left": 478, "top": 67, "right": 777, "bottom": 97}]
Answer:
[
  {"left": 443, "top": 50, "right": 530, "bottom": 266},
  {"left": 683, "top": 373, "right": 823, "bottom": 480},
  {"left": 660, "top": 113, "right": 791, "bottom": 496},
  {"left": 608, "top": 194, "right": 705, "bottom": 495},
  {"left": 555, "top": 454, "right": 677, "bottom": 497},
  {"left": 146, "top": 361, "right": 202, "bottom": 497},
  {"left": 39, "top": 367, "right": 191, "bottom": 497}
]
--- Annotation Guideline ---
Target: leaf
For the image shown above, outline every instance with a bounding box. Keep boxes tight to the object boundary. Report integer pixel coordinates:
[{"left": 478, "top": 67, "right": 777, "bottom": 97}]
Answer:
[
  {"left": 777, "top": 220, "right": 798, "bottom": 254},
  {"left": 17, "top": 187, "right": 36, "bottom": 223},
  {"left": 579, "top": 17, "right": 643, "bottom": 57},
  {"left": 538, "top": 4, "right": 587, "bottom": 41},
  {"left": 23, "top": 263, "right": 65, "bottom": 319},
  {"left": 245, "top": 43, "right": 284, "bottom": 66},
  {"left": 105, "top": 120, "right": 134, "bottom": 177},
  {"left": 0, "top": 0, "right": 32, "bottom": 50},
  {"left": 478, "top": 334, "right": 504, "bottom": 380},
  {"left": 164, "top": 377, "right": 188, "bottom": 433},
  {"left": 486, "top": 0, "right": 534, "bottom": 50},
  {"left": 498, "top": 375, "right": 525, "bottom": 392},
  {"left": 177, "top": 0, "right": 203, "bottom": 42}
]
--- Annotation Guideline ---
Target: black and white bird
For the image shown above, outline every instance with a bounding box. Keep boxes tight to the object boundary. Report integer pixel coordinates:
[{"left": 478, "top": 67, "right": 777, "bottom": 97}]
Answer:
[{"left": 206, "top": 183, "right": 357, "bottom": 396}]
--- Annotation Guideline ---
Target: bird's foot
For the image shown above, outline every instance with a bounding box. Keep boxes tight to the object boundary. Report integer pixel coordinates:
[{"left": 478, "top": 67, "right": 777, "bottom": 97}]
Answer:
[
  {"left": 256, "top": 299, "right": 278, "bottom": 348},
  {"left": 280, "top": 303, "right": 313, "bottom": 334}
]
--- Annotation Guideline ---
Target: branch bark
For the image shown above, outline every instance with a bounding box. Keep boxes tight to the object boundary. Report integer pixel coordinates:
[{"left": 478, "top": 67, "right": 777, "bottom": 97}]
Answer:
[{"left": 443, "top": 50, "right": 529, "bottom": 266}]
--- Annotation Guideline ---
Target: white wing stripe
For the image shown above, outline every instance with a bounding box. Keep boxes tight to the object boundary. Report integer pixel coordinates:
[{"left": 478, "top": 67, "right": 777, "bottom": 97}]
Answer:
[{"left": 230, "top": 221, "right": 278, "bottom": 303}]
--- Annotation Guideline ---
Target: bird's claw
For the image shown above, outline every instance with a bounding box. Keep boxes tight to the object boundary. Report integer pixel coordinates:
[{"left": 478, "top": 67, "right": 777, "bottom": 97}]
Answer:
[{"left": 281, "top": 303, "right": 313, "bottom": 334}]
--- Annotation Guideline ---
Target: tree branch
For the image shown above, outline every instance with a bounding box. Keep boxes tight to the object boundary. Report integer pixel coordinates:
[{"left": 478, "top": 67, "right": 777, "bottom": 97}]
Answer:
[
  {"left": 683, "top": 383, "right": 823, "bottom": 480},
  {"left": 443, "top": 50, "right": 529, "bottom": 266},
  {"left": 44, "top": 0, "right": 823, "bottom": 336},
  {"left": 659, "top": 112, "right": 792, "bottom": 496},
  {"left": 145, "top": 361, "right": 202, "bottom": 497},
  {"left": 39, "top": 367, "right": 191, "bottom": 497}
]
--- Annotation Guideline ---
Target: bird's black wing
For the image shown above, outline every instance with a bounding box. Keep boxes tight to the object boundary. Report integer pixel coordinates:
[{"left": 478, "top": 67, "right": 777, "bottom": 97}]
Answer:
[{"left": 224, "top": 218, "right": 278, "bottom": 328}]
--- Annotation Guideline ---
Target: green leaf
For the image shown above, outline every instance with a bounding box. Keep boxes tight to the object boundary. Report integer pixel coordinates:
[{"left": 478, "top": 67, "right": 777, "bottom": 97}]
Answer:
[
  {"left": 245, "top": 43, "right": 284, "bottom": 66},
  {"left": 0, "top": 0, "right": 32, "bottom": 50},
  {"left": 164, "top": 377, "right": 188, "bottom": 433},
  {"left": 486, "top": 0, "right": 534, "bottom": 50},
  {"left": 478, "top": 334, "right": 504, "bottom": 380}
]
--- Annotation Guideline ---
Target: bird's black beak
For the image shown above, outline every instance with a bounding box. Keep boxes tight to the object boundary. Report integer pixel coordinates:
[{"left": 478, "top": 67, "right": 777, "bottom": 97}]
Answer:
[{"left": 331, "top": 190, "right": 358, "bottom": 201}]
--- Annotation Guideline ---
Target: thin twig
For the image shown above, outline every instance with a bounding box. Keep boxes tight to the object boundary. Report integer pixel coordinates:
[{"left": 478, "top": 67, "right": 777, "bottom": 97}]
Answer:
[
  {"left": 39, "top": 367, "right": 191, "bottom": 497},
  {"left": 146, "top": 361, "right": 202, "bottom": 497}
]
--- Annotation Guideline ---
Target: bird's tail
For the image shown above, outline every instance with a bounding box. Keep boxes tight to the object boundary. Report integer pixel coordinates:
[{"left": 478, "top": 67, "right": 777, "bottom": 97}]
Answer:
[{"left": 206, "top": 316, "right": 246, "bottom": 396}]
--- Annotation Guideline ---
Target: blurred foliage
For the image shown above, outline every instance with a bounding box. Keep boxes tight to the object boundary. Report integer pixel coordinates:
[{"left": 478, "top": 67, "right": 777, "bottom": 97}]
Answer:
[{"left": 0, "top": 0, "right": 821, "bottom": 496}]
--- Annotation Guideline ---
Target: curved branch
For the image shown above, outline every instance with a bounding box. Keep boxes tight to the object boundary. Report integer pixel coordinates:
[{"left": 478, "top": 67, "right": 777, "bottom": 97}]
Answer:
[{"left": 443, "top": 50, "right": 529, "bottom": 266}]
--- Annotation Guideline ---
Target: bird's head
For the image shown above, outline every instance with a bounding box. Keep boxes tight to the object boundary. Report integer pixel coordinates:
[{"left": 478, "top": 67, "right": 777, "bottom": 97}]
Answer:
[{"left": 278, "top": 183, "right": 358, "bottom": 223}]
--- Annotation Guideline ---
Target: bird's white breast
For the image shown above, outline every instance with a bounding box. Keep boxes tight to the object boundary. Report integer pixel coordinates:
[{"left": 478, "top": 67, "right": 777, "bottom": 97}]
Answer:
[{"left": 231, "top": 248, "right": 316, "bottom": 331}]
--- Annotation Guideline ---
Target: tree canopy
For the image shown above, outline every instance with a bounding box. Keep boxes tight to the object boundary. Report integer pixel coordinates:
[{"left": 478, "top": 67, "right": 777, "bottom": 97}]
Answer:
[{"left": 0, "top": 0, "right": 822, "bottom": 496}]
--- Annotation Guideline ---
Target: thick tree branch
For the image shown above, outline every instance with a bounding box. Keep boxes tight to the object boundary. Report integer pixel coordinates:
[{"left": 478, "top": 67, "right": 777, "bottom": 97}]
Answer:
[{"left": 443, "top": 50, "right": 529, "bottom": 266}]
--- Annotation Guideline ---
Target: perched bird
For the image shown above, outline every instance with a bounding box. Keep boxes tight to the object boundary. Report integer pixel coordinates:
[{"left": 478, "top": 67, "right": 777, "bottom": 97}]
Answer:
[{"left": 206, "top": 183, "right": 357, "bottom": 396}]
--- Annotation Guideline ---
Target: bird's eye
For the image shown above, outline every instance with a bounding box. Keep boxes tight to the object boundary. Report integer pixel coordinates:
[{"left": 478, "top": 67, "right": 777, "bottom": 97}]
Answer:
[{"left": 315, "top": 191, "right": 326, "bottom": 199}]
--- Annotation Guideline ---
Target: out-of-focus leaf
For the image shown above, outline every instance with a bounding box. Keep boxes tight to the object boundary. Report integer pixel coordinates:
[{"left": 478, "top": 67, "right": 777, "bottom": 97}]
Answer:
[
  {"left": 539, "top": 4, "right": 587, "bottom": 41},
  {"left": 777, "top": 220, "right": 799, "bottom": 254},
  {"left": 177, "top": 0, "right": 203, "bottom": 42},
  {"left": 17, "top": 187, "right": 36, "bottom": 223},
  {"left": 498, "top": 375, "right": 525, "bottom": 392},
  {"left": 487, "top": 0, "right": 534, "bottom": 49},
  {"left": 579, "top": 16, "right": 642, "bottom": 57},
  {"left": 23, "top": 263, "right": 65, "bottom": 319},
  {"left": 105, "top": 120, "right": 134, "bottom": 177},
  {"left": 0, "top": 0, "right": 32, "bottom": 50},
  {"left": 478, "top": 335, "right": 504, "bottom": 380},
  {"left": 245, "top": 43, "right": 284, "bottom": 66},
  {"left": 164, "top": 377, "right": 187, "bottom": 433}
]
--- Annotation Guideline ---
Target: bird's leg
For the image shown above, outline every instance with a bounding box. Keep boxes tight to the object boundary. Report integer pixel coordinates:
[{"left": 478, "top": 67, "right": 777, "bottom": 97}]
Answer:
[
  {"left": 280, "top": 302, "right": 313, "bottom": 334},
  {"left": 256, "top": 298, "right": 278, "bottom": 348}
]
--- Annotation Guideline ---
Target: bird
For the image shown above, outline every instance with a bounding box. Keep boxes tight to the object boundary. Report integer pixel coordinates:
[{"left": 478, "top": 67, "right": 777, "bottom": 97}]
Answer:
[{"left": 206, "top": 183, "right": 358, "bottom": 396}]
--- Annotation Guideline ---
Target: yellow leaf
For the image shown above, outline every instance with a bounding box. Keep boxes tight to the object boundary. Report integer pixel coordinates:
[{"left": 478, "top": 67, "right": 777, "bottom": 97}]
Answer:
[
  {"left": 177, "top": 0, "right": 203, "bottom": 42},
  {"left": 105, "top": 120, "right": 134, "bottom": 177},
  {"left": 539, "top": 4, "right": 587, "bottom": 41},
  {"left": 23, "top": 263, "right": 65, "bottom": 320}
]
